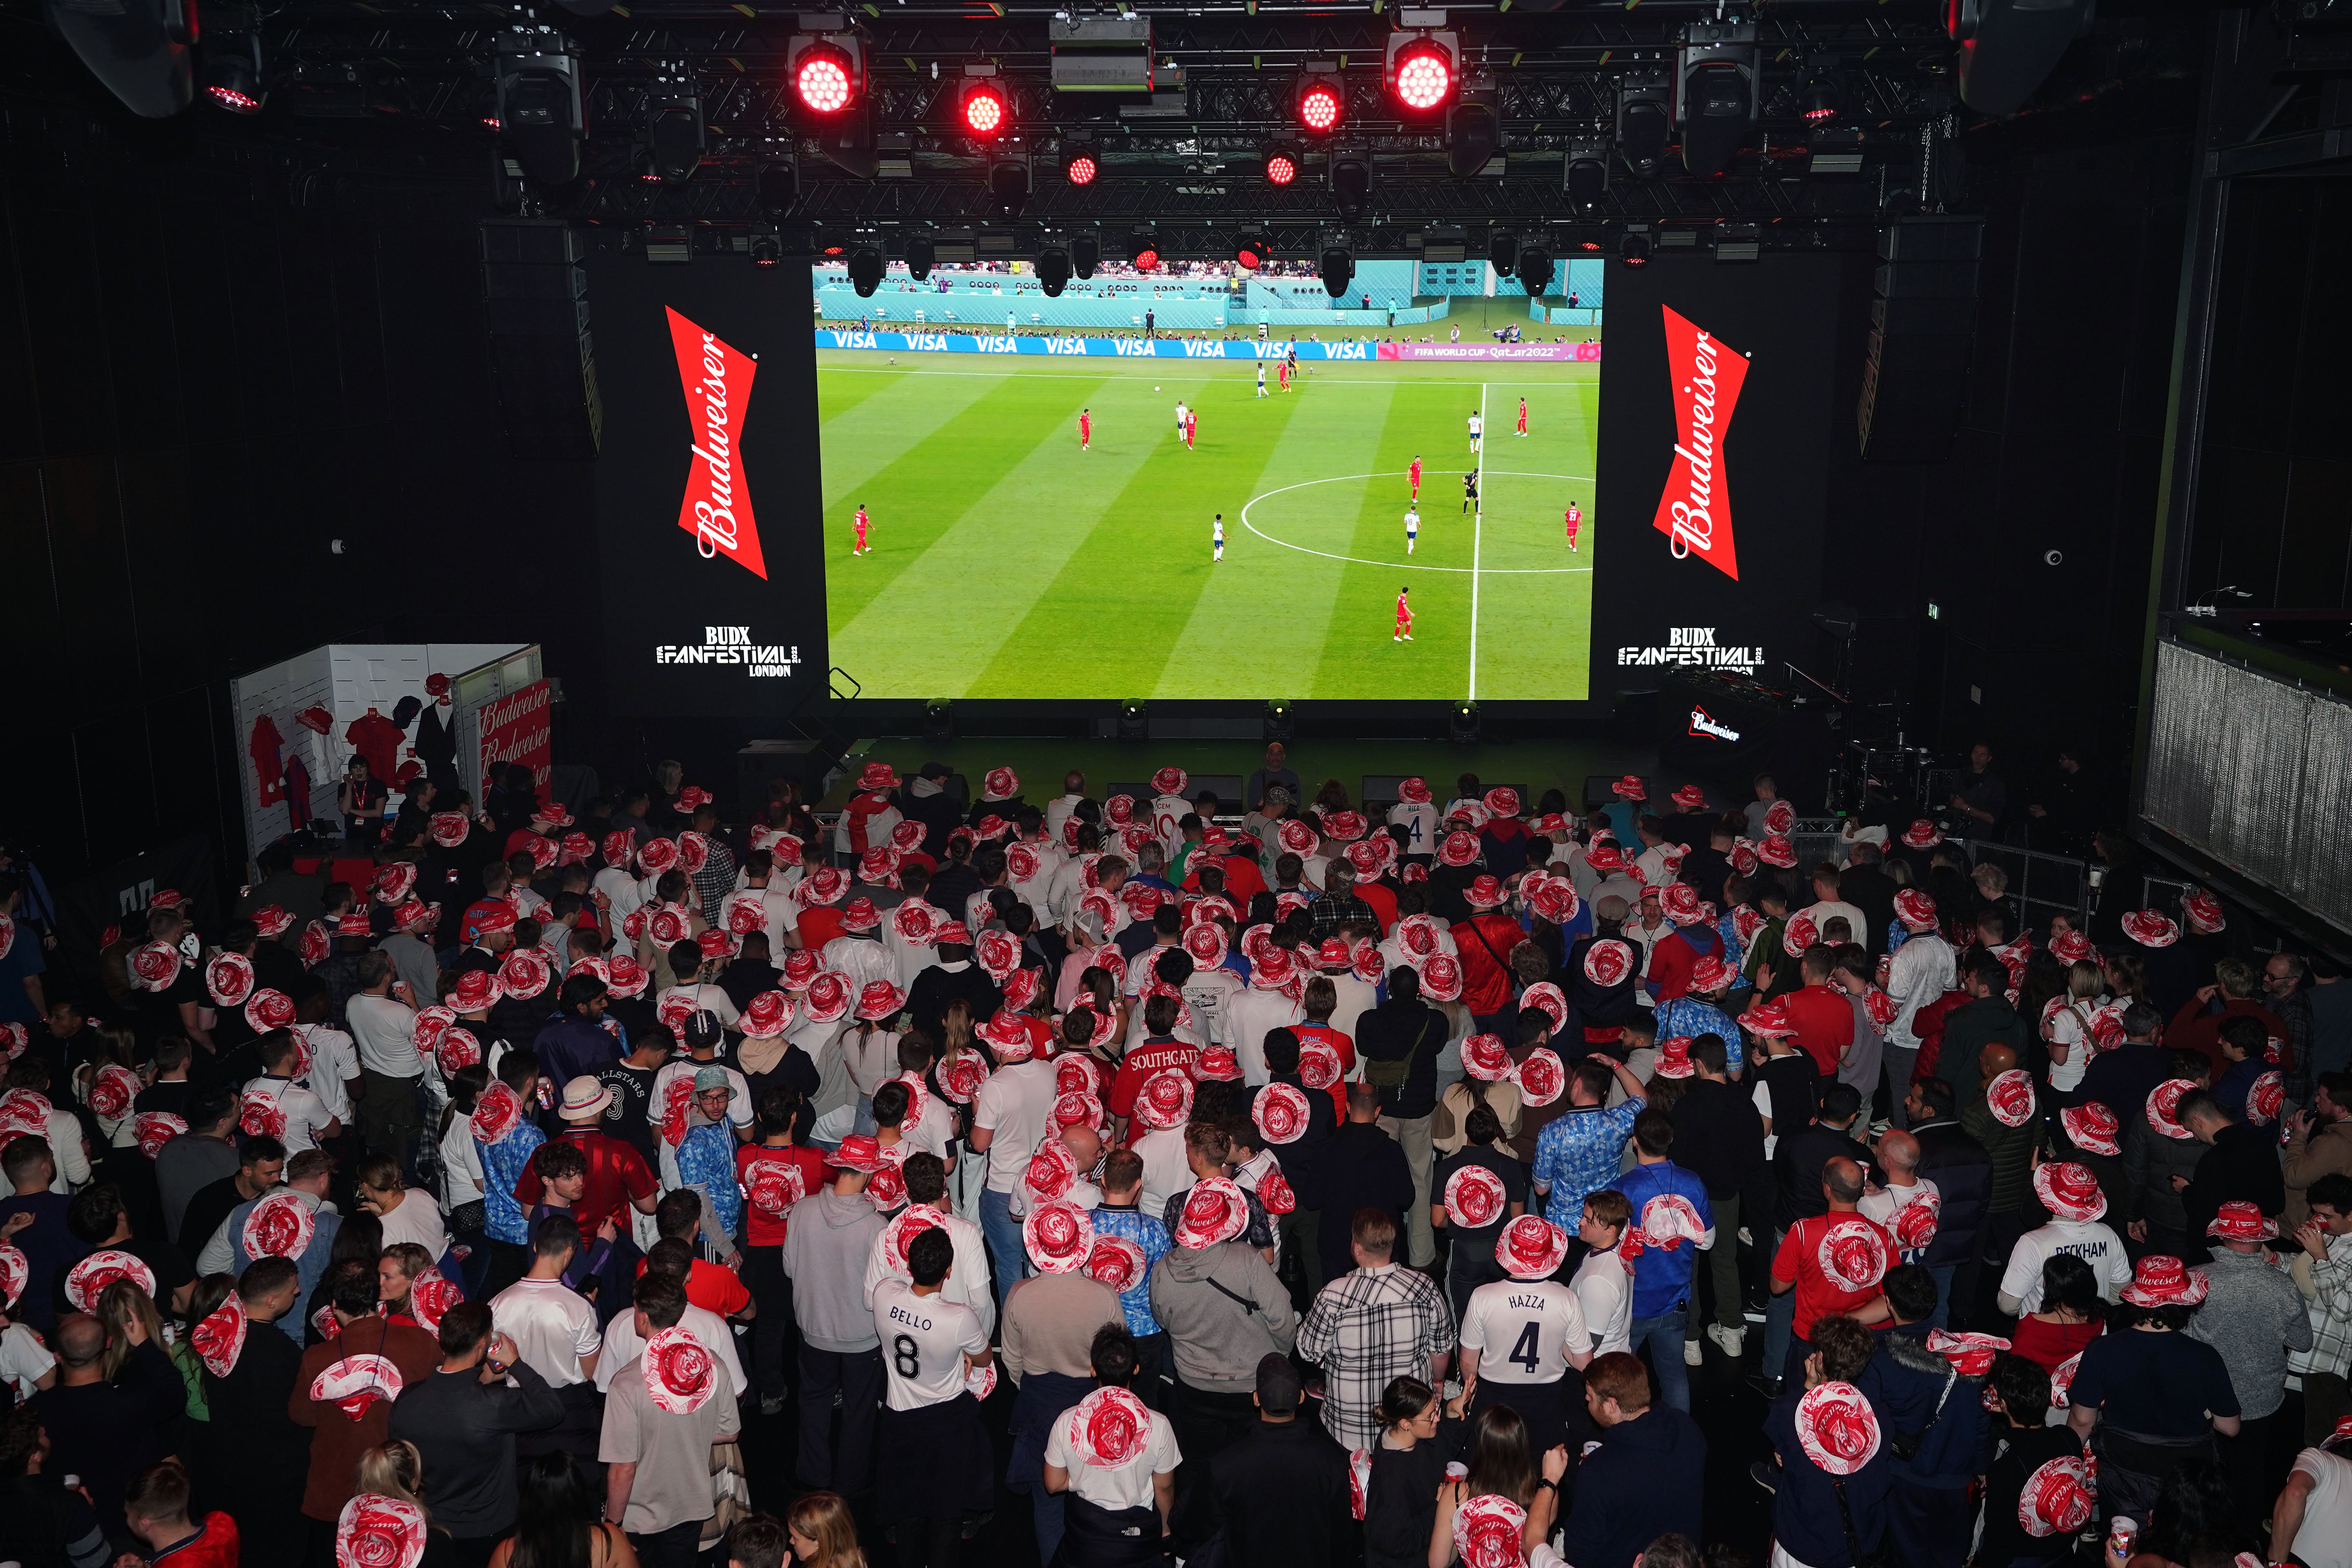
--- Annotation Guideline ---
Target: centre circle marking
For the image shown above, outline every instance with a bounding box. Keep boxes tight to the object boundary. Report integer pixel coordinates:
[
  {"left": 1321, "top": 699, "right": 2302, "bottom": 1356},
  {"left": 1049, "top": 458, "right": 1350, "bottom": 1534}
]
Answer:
[{"left": 1239, "top": 471, "right": 1597, "bottom": 575}]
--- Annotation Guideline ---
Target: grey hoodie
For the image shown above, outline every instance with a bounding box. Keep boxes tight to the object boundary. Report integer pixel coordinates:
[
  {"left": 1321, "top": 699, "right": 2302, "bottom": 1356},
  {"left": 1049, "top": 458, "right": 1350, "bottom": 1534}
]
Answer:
[
  {"left": 781, "top": 1187, "right": 885, "bottom": 1351},
  {"left": 1148, "top": 1240, "right": 1297, "bottom": 1394}
]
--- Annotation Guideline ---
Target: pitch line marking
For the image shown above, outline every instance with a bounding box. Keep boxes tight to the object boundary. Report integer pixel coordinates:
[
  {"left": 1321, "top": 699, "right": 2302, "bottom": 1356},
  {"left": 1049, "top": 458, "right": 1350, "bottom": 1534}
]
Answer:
[
  {"left": 1238, "top": 472, "right": 1594, "bottom": 576},
  {"left": 1470, "top": 382, "right": 1485, "bottom": 701}
]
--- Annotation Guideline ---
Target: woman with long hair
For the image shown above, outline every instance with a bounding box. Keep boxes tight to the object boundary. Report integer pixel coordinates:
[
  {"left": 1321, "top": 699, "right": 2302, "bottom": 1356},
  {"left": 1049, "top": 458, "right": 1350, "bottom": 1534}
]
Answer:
[
  {"left": 1428, "top": 1403, "right": 1565, "bottom": 1566},
  {"left": 98, "top": 1280, "right": 170, "bottom": 1383},
  {"left": 784, "top": 1493, "right": 863, "bottom": 1568},
  {"left": 2042, "top": 959, "right": 2111, "bottom": 1096},
  {"left": 490, "top": 1451, "right": 638, "bottom": 1568}
]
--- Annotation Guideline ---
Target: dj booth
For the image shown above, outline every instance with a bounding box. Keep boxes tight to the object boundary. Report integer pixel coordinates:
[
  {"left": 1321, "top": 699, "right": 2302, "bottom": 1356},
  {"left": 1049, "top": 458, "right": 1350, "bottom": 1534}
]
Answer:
[{"left": 1652, "top": 671, "right": 1838, "bottom": 812}]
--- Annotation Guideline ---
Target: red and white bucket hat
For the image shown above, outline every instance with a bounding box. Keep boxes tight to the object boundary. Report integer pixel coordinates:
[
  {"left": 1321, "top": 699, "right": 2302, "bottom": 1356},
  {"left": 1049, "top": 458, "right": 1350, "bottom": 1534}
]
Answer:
[
  {"left": 2181, "top": 890, "right": 2225, "bottom": 935},
  {"left": 1494, "top": 1215, "right": 1569, "bottom": 1280},
  {"left": 1795, "top": 1382, "right": 1882, "bottom": 1475},
  {"left": 311, "top": 1354, "right": 404, "bottom": 1422},
  {"left": 1252, "top": 1083, "right": 1313, "bottom": 1146},
  {"left": 1133, "top": 1070, "right": 1194, "bottom": 1131},
  {"left": 643, "top": 1326, "right": 720, "bottom": 1414},
  {"left": 1296, "top": 1040, "right": 1343, "bottom": 1091},
  {"left": 2019, "top": 1448, "right": 2098, "bottom": 1539},
  {"left": 244, "top": 1191, "right": 317, "bottom": 1259},
  {"left": 1024, "top": 1199, "right": 1096, "bottom": 1274},
  {"left": 2205, "top": 1200, "right": 2277, "bottom": 1242},
  {"left": 337, "top": 1494, "right": 429, "bottom": 1568},
  {"left": 1150, "top": 766, "right": 1189, "bottom": 797},
  {"left": 2244, "top": 1071, "right": 2285, "bottom": 1127},
  {"left": 2032, "top": 1161, "right": 2107, "bottom": 1222},
  {"left": 134, "top": 1112, "right": 186, "bottom": 1159},
  {"left": 1397, "top": 777, "right": 1433, "bottom": 804},
  {"left": 1052, "top": 1090, "right": 1102, "bottom": 1133},
  {"left": 1670, "top": 784, "right": 1709, "bottom": 811},
  {"left": 2120, "top": 1254, "right": 2208, "bottom": 1307},
  {"left": 206, "top": 952, "right": 256, "bottom": 1009},
  {"left": 190, "top": 1292, "right": 247, "bottom": 1377},
  {"left": 1452, "top": 1495, "right": 1529, "bottom": 1568},
  {"left": 741, "top": 991, "right": 795, "bottom": 1039},
  {"left": 1610, "top": 775, "right": 1648, "bottom": 801},
  {"left": 2060, "top": 1102, "right": 2122, "bottom": 1157},
  {"left": 801, "top": 972, "right": 853, "bottom": 1023},
  {"left": 1465, "top": 875, "right": 1507, "bottom": 911},
  {"left": 1063, "top": 1386, "right": 1153, "bottom": 1468},
  {"left": 1986, "top": 1069, "right": 2037, "bottom": 1129},
  {"left": 1926, "top": 1328, "right": 2010, "bottom": 1377},
  {"left": 1660, "top": 883, "right": 1705, "bottom": 924},
  {"left": 1893, "top": 889, "right": 1938, "bottom": 932},
  {"left": 2049, "top": 929, "right": 2094, "bottom": 965},
  {"left": 65, "top": 1249, "right": 157, "bottom": 1313},
  {"left": 2146, "top": 1079, "right": 2197, "bottom": 1140},
  {"left": 1891, "top": 1192, "right": 1941, "bottom": 1252},
  {"left": 1758, "top": 834, "right": 1799, "bottom": 870},
  {"left": 1763, "top": 800, "right": 1797, "bottom": 835},
  {"left": 1653, "top": 1037, "right": 1696, "bottom": 1079},
  {"left": 1482, "top": 787, "right": 1521, "bottom": 820},
  {"left": 1901, "top": 820, "right": 1941, "bottom": 849},
  {"left": 1781, "top": 911, "right": 1820, "bottom": 958},
  {"left": 1196, "top": 1045, "right": 1243, "bottom": 1083},
  {"left": 429, "top": 813, "right": 473, "bottom": 849},
  {"left": 1461, "top": 1033, "right": 1512, "bottom": 1083},
  {"left": 1442, "top": 1165, "right": 1508, "bottom": 1230},
  {"left": 1438, "top": 829, "right": 1481, "bottom": 868},
  {"left": 1174, "top": 1177, "right": 1250, "bottom": 1249},
  {"left": 1417, "top": 954, "right": 1464, "bottom": 1002},
  {"left": 2120, "top": 910, "right": 2180, "bottom": 949},
  {"left": 1583, "top": 939, "right": 1635, "bottom": 988},
  {"left": 1815, "top": 1215, "right": 1891, "bottom": 1292},
  {"left": 983, "top": 765, "right": 1021, "bottom": 800},
  {"left": 1510, "top": 1048, "right": 1565, "bottom": 1107},
  {"left": 1084, "top": 1235, "right": 1150, "bottom": 1294}
]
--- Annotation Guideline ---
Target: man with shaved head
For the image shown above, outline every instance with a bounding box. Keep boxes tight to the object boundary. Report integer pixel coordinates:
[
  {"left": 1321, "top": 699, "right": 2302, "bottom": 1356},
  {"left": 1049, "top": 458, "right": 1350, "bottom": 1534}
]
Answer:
[
  {"left": 34, "top": 1313, "right": 183, "bottom": 1546},
  {"left": 1860, "top": 1127, "right": 1941, "bottom": 1271},
  {"left": 1767, "top": 1155, "right": 1896, "bottom": 1389}
]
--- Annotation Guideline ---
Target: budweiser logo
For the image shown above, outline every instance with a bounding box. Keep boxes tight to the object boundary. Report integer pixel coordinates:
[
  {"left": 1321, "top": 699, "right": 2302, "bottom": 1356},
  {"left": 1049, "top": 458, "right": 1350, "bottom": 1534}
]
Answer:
[
  {"left": 1689, "top": 706, "right": 1742, "bottom": 743},
  {"left": 1651, "top": 306, "right": 1748, "bottom": 581},
  {"left": 666, "top": 308, "right": 768, "bottom": 580}
]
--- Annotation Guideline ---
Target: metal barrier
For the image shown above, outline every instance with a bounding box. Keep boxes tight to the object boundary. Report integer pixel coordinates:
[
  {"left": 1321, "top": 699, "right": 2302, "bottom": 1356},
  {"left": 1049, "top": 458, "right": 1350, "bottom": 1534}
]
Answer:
[{"left": 1964, "top": 839, "right": 2093, "bottom": 931}]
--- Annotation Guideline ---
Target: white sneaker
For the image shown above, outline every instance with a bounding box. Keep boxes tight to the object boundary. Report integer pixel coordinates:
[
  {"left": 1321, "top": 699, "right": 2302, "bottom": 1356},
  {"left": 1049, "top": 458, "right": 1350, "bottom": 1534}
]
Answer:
[
  {"left": 1709, "top": 1324, "right": 1746, "bottom": 1357},
  {"left": 1684, "top": 1339, "right": 1704, "bottom": 1367}
]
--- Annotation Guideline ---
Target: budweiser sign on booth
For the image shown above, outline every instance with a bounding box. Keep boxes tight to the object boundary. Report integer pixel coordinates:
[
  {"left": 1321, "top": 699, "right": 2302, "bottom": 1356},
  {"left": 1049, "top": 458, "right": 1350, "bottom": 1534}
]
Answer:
[
  {"left": 666, "top": 307, "right": 768, "bottom": 580},
  {"left": 1652, "top": 305, "right": 1748, "bottom": 581}
]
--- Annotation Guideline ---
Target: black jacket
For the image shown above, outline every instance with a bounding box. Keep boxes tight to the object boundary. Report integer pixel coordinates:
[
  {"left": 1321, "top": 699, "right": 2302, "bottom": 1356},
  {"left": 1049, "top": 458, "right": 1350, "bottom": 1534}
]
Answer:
[
  {"left": 904, "top": 963, "right": 1003, "bottom": 1045},
  {"left": 1773, "top": 1122, "right": 1870, "bottom": 1231},
  {"left": 1557, "top": 1405, "right": 1708, "bottom": 1568},
  {"left": 1191, "top": 1417, "right": 1357, "bottom": 1568},
  {"left": 2181, "top": 1122, "right": 2287, "bottom": 1249},
  {"left": 386, "top": 1361, "right": 566, "bottom": 1538},
  {"left": 1292, "top": 1121, "right": 1415, "bottom": 1286},
  {"left": 2075, "top": 1042, "right": 2170, "bottom": 1120},
  {"left": 1356, "top": 998, "right": 1447, "bottom": 1120},
  {"left": 1907, "top": 1117, "right": 1991, "bottom": 1268},
  {"left": 1669, "top": 1077, "right": 1767, "bottom": 1198},
  {"left": 1840, "top": 865, "right": 1899, "bottom": 958}
]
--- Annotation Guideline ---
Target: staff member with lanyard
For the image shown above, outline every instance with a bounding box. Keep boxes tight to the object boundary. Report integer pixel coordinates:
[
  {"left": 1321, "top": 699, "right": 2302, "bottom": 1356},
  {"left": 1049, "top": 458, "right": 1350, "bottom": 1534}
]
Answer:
[{"left": 2064, "top": 1255, "right": 2240, "bottom": 1527}]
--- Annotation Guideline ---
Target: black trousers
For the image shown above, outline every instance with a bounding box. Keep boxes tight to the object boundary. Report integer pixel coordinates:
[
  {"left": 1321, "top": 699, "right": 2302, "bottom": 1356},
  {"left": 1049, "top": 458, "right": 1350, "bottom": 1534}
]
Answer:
[
  {"left": 797, "top": 1343, "right": 884, "bottom": 1493},
  {"left": 742, "top": 1243, "right": 794, "bottom": 1403}
]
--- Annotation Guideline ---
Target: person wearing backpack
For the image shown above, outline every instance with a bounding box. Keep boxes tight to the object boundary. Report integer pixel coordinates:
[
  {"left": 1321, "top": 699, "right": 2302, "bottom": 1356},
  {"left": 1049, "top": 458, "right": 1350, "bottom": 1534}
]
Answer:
[{"left": 1355, "top": 966, "right": 1450, "bottom": 1269}]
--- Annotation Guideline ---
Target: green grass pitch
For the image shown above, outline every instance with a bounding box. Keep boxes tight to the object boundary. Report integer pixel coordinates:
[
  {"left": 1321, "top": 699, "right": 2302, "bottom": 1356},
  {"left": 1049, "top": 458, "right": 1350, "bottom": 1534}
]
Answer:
[{"left": 816, "top": 348, "right": 1601, "bottom": 701}]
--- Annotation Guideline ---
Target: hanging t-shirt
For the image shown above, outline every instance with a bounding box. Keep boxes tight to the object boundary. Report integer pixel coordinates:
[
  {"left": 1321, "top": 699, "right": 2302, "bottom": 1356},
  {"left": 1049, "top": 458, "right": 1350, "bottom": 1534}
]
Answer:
[
  {"left": 345, "top": 710, "right": 406, "bottom": 786},
  {"left": 250, "top": 714, "right": 287, "bottom": 805}
]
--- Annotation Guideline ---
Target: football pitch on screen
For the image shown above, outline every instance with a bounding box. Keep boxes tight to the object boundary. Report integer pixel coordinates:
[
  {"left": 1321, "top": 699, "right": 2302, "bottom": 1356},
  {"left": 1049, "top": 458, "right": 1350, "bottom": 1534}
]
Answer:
[{"left": 816, "top": 349, "right": 1601, "bottom": 701}]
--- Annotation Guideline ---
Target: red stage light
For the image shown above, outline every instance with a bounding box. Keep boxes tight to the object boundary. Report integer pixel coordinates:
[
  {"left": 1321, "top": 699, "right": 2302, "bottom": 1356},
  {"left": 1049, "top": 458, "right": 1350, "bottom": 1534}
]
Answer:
[
  {"left": 1238, "top": 246, "right": 1263, "bottom": 270},
  {"left": 1392, "top": 41, "right": 1453, "bottom": 112},
  {"left": 1067, "top": 154, "right": 1098, "bottom": 186},
  {"left": 1297, "top": 82, "right": 1342, "bottom": 133},
  {"left": 207, "top": 85, "right": 262, "bottom": 114},
  {"left": 961, "top": 80, "right": 1009, "bottom": 138},
  {"left": 1134, "top": 248, "right": 1159, "bottom": 272},
  {"left": 1265, "top": 152, "right": 1297, "bottom": 185},
  {"left": 1803, "top": 105, "right": 1836, "bottom": 123},
  {"left": 793, "top": 47, "right": 854, "bottom": 115}
]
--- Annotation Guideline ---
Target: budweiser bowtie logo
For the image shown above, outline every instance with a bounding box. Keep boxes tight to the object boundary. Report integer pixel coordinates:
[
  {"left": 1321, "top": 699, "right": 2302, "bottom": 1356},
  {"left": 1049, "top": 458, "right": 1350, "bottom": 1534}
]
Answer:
[
  {"left": 667, "top": 307, "right": 768, "bottom": 580},
  {"left": 1651, "top": 306, "right": 1748, "bottom": 581},
  {"left": 1689, "top": 706, "right": 1742, "bottom": 742}
]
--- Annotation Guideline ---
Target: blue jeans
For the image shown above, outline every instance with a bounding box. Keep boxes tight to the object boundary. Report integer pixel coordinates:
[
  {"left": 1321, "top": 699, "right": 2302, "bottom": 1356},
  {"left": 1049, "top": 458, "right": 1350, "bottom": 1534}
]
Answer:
[
  {"left": 1927, "top": 1263, "right": 1958, "bottom": 1331},
  {"left": 1630, "top": 1306, "right": 1690, "bottom": 1412},
  {"left": 1762, "top": 1227, "right": 1794, "bottom": 1384},
  {"left": 980, "top": 1185, "right": 1025, "bottom": 1312}
]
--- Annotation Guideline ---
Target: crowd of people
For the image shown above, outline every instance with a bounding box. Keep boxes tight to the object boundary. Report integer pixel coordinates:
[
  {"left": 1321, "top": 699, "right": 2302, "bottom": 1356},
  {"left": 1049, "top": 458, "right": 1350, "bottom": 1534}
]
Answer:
[{"left": 0, "top": 741, "right": 2346, "bottom": 1568}]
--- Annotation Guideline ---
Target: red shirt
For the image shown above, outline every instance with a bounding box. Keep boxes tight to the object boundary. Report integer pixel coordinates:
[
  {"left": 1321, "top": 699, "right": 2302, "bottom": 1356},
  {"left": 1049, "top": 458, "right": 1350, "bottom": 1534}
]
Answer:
[
  {"left": 1781, "top": 984, "right": 1856, "bottom": 1077},
  {"left": 1450, "top": 914, "right": 1522, "bottom": 1016},
  {"left": 1356, "top": 880, "right": 1399, "bottom": 934},
  {"left": 2164, "top": 996, "right": 2289, "bottom": 1075},
  {"left": 153, "top": 1512, "right": 241, "bottom": 1568},
  {"left": 736, "top": 1142, "right": 829, "bottom": 1248},
  {"left": 633, "top": 1255, "right": 753, "bottom": 1317},
  {"left": 512, "top": 1129, "right": 657, "bottom": 1235},
  {"left": 1771, "top": 1211, "right": 1892, "bottom": 1340},
  {"left": 1109, "top": 1038, "right": 1201, "bottom": 1119},
  {"left": 798, "top": 906, "right": 846, "bottom": 952}
]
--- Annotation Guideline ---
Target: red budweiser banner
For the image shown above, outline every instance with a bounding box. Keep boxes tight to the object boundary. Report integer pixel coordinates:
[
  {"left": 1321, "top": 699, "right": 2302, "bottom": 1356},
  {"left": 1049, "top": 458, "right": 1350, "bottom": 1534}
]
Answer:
[
  {"left": 1651, "top": 305, "right": 1749, "bottom": 581},
  {"left": 667, "top": 307, "right": 768, "bottom": 580}
]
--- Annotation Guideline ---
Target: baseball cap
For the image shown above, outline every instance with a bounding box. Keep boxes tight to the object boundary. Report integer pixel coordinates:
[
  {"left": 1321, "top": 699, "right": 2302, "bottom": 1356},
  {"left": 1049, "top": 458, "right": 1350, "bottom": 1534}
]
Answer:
[{"left": 683, "top": 1011, "right": 724, "bottom": 1052}]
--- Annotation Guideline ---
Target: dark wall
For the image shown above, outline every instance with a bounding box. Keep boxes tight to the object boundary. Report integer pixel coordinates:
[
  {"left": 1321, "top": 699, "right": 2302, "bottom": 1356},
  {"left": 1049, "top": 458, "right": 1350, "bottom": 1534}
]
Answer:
[
  {"left": 1823, "top": 132, "right": 2192, "bottom": 824},
  {"left": 0, "top": 96, "right": 603, "bottom": 880},
  {"left": 2188, "top": 174, "right": 2352, "bottom": 610}
]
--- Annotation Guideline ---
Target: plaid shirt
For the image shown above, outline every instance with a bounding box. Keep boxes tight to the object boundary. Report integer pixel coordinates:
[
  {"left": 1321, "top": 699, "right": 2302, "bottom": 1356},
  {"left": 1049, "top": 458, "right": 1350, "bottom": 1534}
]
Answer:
[
  {"left": 1298, "top": 1263, "right": 1456, "bottom": 1451},
  {"left": 2289, "top": 1228, "right": 2352, "bottom": 1383},
  {"left": 1531, "top": 1098, "right": 1647, "bottom": 1226},
  {"left": 1090, "top": 1204, "right": 1173, "bottom": 1338},
  {"left": 692, "top": 838, "right": 739, "bottom": 923},
  {"left": 1308, "top": 892, "right": 1377, "bottom": 941}
]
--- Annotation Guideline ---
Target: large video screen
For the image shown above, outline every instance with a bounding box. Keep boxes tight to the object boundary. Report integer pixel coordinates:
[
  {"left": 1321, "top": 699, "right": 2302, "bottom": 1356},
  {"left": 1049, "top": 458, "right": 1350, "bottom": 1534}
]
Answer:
[{"left": 810, "top": 257, "right": 1606, "bottom": 701}]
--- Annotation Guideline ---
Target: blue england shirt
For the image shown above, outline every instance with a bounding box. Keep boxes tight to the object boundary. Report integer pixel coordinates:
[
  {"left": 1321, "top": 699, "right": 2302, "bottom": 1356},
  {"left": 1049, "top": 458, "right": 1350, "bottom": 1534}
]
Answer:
[{"left": 1614, "top": 1160, "right": 1715, "bottom": 1319}]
